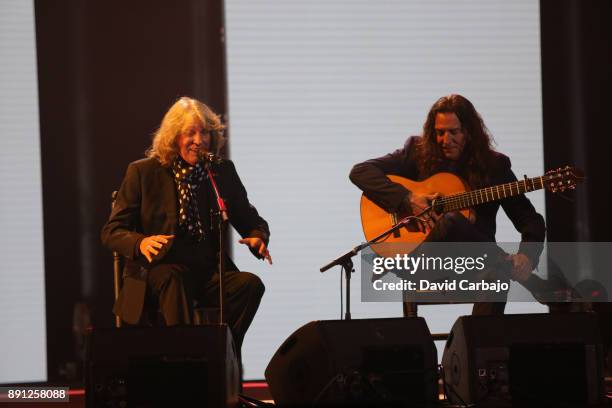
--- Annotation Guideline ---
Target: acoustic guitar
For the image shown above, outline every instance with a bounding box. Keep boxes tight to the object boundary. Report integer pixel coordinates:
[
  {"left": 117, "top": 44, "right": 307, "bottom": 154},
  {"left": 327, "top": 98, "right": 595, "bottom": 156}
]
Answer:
[{"left": 360, "top": 166, "right": 583, "bottom": 253}]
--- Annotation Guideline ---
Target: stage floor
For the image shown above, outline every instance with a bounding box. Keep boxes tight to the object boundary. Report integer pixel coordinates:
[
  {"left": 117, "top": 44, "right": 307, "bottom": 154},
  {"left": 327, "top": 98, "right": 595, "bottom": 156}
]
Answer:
[{"left": 1, "top": 379, "right": 611, "bottom": 407}]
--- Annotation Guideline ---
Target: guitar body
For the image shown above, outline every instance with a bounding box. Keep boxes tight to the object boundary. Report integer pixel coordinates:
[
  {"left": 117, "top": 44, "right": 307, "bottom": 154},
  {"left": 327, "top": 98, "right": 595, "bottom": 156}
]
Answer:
[
  {"left": 359, "top": 166, "right": 581, "bottom": 256},
  {"left": 360, "top": 173, "right": 470, "bottom": 254}
]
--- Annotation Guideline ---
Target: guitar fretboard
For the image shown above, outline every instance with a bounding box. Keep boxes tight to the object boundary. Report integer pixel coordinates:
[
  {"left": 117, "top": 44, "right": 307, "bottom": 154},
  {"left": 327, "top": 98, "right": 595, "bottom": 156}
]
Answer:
[{"left": 440, "top": 175, "right": 551, "bottom": 212}]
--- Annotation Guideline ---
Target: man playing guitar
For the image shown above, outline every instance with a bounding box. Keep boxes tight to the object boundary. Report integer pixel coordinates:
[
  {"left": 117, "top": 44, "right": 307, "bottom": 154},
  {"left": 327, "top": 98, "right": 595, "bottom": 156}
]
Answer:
[{"left": 350, "top": 94, "right": 546, "bottom": 315}]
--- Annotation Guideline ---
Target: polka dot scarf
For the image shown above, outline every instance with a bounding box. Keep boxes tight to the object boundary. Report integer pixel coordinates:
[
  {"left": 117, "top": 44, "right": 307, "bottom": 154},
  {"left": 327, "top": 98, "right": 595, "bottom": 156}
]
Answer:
[{"left": 171, "top": 158, "right": 205, "bottom": 241}]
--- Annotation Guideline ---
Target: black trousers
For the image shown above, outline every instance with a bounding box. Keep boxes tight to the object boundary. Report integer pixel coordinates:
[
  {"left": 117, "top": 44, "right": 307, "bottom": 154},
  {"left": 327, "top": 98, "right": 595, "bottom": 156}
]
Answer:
[
  {"left": 144, "top": 263, "right": 265, "bottom": 352},
  {"left": 404, "top": 212, "right": 508, "bottom": 316}
]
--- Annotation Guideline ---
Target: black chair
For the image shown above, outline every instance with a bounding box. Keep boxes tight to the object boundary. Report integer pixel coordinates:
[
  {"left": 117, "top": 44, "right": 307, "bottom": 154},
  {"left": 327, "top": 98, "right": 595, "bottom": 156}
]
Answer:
[{"left": 111, "top": 191, "right": 122, "bottom": 328}]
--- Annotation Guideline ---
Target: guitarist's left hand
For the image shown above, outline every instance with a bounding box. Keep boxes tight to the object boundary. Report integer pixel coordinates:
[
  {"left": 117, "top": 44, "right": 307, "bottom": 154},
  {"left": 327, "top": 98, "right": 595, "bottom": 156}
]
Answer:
[{"left": 507, "top": 253, "right": 533, "bottom": 282}]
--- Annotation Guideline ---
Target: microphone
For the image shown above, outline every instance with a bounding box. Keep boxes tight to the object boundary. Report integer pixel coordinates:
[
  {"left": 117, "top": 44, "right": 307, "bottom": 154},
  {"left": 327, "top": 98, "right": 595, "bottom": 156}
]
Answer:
[{"left": 199, "top": 151, "right": 224, "bottom": 165}]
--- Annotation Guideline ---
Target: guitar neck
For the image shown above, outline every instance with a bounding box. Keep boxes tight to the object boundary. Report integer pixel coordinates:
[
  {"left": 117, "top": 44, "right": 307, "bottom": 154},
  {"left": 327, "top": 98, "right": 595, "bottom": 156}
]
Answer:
[{"left": 440, "top": 175, "right": 547, "bottom": 212}]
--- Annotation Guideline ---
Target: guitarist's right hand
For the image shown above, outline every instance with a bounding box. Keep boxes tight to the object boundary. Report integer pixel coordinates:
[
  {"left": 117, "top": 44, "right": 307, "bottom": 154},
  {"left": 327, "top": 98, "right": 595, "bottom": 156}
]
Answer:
[{"left": 404, "top": 193, "right": 440, "bottom": 232}]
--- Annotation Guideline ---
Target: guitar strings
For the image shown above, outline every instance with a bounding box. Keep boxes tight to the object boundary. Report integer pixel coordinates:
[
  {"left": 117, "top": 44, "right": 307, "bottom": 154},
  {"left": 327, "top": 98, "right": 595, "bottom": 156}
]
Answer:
[
  {"left": 440, "top": 179, "right": 531, "bottom": 211},
  {"left": 437, "top": 176, "right": 545, "bottom": 212},
  {"left": 441, "top": 176, "right": 546, "bottom": 211}
]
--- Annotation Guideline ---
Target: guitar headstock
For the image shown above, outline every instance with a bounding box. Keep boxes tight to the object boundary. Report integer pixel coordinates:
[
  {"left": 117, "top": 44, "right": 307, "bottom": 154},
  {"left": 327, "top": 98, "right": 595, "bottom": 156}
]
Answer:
[{"left": 544, "top": 166, "right": 584, "bottom": 193}]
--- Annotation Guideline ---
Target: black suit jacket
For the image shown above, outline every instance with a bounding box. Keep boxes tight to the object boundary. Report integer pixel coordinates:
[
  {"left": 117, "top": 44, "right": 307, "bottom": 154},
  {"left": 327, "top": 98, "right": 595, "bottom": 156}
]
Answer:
[
  {"left": 101, "top": 157, "right": 269, "bottom": 323},
  {"left": 349, "top": 136, "right": 546, "bottom": 265}
]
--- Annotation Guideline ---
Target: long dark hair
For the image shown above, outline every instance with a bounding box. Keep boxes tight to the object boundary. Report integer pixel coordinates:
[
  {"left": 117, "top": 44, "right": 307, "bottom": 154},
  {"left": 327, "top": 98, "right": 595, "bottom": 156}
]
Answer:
[{"left": 416, "top": 94, "right": 496, "bottom": 188}]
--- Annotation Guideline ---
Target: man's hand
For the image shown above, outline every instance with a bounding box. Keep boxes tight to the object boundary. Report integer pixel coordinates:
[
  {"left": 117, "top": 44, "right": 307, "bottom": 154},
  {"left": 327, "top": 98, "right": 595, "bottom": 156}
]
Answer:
[
  {"left": 139, "top": 234, "right": 174, "bottom": 263},
  {"left": 507, "top": 253, "right": 533, "bottom": 282},
  {"left": 408, "top": 193, "right": 440, "bottom": 232},
  {"left": 239, "top": 237, "right": 273, "bottom": 264}
]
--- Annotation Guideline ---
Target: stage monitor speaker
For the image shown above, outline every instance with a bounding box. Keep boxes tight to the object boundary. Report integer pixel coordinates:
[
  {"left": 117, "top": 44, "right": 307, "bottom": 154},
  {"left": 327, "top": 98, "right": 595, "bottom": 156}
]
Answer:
[
  {"left": 442, "top": 312, "right": 605, "bottom": 407},
  {"left": 85, "top": 325, "right": 239, "bottom": 408},
  {"left": 265, "top": 317, "right": 438, "bottom": 407}
]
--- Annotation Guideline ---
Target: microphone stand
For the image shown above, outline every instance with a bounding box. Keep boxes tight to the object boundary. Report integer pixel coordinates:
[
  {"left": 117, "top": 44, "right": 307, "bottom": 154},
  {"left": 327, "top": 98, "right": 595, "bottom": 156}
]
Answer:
[
  {"left": 320, "top": 209, "right": 430, "bottom": 320},
  {"left": 206, "top": 164, "right": 228, "bottom": 325}
]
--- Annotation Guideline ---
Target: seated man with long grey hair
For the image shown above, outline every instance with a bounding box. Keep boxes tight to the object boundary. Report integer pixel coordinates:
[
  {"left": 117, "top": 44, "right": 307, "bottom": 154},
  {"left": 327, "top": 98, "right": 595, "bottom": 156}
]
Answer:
[{"left": 102, "top": 96, "right": 272, "bottom": 358}]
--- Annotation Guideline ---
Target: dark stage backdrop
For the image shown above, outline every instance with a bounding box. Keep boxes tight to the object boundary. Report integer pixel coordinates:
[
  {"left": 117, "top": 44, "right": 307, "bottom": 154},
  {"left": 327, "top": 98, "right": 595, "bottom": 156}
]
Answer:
[
  {"left": 30, "top": 0, "right": 612, "bottom": 382},
  {"left": 541, "top": 0, "right": 612, "bottom": 241},
  {"left": 540, "top": 0, "right": 612, "bottom": 363}
]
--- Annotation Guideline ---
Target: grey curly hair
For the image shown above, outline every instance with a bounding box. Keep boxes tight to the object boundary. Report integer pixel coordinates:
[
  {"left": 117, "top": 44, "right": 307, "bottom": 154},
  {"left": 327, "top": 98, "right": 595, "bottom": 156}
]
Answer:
[{"left": 146, "top": 96, "right": 226, "bottom": 167}]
